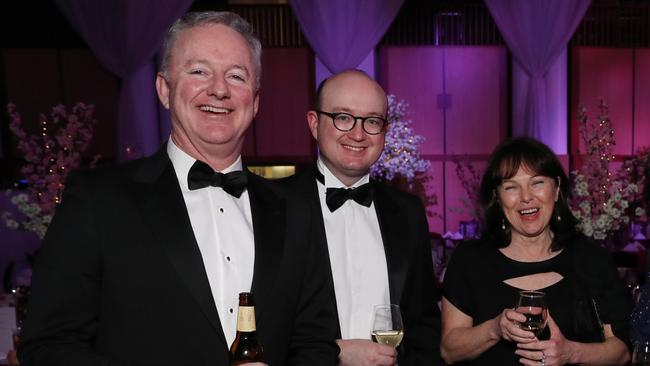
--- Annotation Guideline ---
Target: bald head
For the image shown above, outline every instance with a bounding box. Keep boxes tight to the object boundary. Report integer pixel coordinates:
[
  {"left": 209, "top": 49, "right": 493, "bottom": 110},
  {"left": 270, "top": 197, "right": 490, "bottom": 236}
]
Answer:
[{"left": 315, "top": 70, "right": 387, "bottom": 115}]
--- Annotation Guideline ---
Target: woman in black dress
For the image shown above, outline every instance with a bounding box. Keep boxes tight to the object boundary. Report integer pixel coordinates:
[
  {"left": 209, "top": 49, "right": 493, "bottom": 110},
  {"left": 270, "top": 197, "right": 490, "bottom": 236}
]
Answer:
[{"left": 441, "top": 137, "right": 630, "bottom": 365}]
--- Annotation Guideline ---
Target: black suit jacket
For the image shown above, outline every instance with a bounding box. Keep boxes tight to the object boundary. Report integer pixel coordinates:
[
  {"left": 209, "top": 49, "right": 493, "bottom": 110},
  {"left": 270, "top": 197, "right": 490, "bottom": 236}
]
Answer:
[
  {"left": 281, "top": 168, "right": 443, "bottom": 366},
  {"left": 19, "top": 149, "right": 339, "bottom": 366}
]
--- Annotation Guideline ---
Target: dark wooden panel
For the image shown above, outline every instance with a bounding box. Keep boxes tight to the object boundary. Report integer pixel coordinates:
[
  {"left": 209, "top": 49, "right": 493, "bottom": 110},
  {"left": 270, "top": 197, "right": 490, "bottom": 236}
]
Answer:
[
  {"left": 570, "top": 48, "right": 634, "bottom": 157},
  {"left": 248, "top": 47, "right": 315, "bottom": 161},
  {"left": 3, "top": 49, "right": 63, "bottom": 136},
  {"left": 59, "top": 49, "right": 119, "bottom": 160}
]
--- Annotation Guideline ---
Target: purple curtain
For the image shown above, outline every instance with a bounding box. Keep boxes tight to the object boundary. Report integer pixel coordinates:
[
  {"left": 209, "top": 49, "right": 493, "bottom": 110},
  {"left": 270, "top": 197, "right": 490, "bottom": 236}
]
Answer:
[
  {"left": 289, "top": 0, "right": 404, "bottom": 74},
  {"left": 55, "top": 0, "right": 192, "bottom": 160},
  {"left": 485, "top": 0, "right": 590, "bottom": 144}
]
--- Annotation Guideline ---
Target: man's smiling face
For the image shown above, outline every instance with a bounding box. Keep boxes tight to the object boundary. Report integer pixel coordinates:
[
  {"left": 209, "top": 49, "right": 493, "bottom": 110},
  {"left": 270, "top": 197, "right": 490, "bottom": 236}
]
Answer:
[
  {"left": 308, "top": 71, "right": 387, "bottom": 186},
  {"left": 157, "top": 23, "right": 259, "bottom": 155}
]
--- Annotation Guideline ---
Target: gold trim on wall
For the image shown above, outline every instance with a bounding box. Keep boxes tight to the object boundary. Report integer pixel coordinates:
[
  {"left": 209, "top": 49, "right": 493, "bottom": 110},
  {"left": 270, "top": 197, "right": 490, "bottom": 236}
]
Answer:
[{"left": 247, "top": 165, "right": 296, "bottom": 179}]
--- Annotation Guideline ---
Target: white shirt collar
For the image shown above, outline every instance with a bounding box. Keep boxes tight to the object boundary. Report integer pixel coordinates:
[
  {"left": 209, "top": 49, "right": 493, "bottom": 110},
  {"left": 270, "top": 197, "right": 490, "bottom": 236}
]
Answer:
[
  {"left": 316, "top": 157, "right": 370, "bottom": 189},
  {"left": 167, "top": 137, "right": 243, "bottom": 191}
]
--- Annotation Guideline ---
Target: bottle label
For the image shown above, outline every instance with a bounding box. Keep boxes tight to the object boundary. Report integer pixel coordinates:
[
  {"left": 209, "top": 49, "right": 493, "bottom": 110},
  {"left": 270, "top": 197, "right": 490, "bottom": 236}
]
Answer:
[{"left": 236, "top": 306, "right": 256, "bottom": 332}]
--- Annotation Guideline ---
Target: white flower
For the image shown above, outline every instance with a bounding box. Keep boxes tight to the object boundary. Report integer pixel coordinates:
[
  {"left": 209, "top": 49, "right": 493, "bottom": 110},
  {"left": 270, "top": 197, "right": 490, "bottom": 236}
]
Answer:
[
  {"left": 595, "top": 215, "right": 609, "bottom": 230},
  {"left": 4, "top": 192, "right": 52, "bottom": 239},
  {"left": 575, "top": 181, "right": 589, "bottom": 197},
  {"left": 604, "top": 214, "right": 613, "bottom": 225},
  {"left": 609, "top": 208, "right": 621, "bottom": 218},
  {"left": 4, "top": 218, "right": 20, "bottom": 230},
  {"left": 636, "top": 207, "right": 646, "bottom": 217},
  {"left": 34, "top": 224, "right": 47, "bottom": 239},
  {"left": 10, "top": 193, "right": 30, "bottom": 205},
  {"left": 572, "top": 209, "right": 582, "bottom": 219},
  {"left": 627, "top": 184, "right": 639, "bottom": 194},
  {"left": 593, "top": 230, "right": 607, "bottom": 240},
  {"left": 582, "top": 222, "right": 594, "bottom": 237},
  {"left": 19, "top": 203, "right": 41, "bottom": 216},
  {"left": 579, "top": 201, "right": 591, "bottom": 215}
]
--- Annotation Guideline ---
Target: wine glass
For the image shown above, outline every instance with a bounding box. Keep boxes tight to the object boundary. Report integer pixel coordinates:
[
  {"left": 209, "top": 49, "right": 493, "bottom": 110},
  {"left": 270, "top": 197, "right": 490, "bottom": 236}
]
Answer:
[
  {"left": 515, "top": 290, "right": 548, "bottom": 337},
  {"left": 371, "top": 304, "right": 404, "bottom": 348}
]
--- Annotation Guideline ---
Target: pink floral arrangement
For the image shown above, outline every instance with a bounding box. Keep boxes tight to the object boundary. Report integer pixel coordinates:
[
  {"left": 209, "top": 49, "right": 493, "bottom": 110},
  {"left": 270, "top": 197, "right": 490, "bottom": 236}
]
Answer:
[
  {"left": 569, "top": 100, "right": 642, "bottom": 240},
  {"left": 2, "top": 103, "right": 98, "bottom": 239}
]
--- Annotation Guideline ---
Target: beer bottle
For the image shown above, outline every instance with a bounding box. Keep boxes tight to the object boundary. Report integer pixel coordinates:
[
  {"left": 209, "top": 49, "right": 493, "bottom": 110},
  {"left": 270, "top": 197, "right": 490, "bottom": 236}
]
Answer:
[{"left": 230, "top": 292, "right": 265, "bottom": 365}]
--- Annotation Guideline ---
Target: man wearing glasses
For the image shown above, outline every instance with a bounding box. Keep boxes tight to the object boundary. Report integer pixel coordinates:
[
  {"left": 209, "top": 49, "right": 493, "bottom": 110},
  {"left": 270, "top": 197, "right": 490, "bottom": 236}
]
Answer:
[{"left": 281, "top": 70, "right": 442, "bottom": 366}]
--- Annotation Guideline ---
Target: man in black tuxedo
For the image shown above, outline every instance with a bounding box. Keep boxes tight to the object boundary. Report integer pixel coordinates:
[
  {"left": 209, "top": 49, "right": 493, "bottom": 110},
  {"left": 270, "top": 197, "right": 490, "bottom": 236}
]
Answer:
[
  {"left": 281, "top": 70, "right": 442, "bottom": 366},
  {"left": 18, "top": 11, "right": 339, "bottom": 366}
]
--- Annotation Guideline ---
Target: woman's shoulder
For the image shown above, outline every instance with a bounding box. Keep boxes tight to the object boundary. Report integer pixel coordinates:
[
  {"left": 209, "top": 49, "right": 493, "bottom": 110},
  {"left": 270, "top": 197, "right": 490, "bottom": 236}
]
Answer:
[{"left": 568, "top": 236, "right": 618, "bottom": 274}]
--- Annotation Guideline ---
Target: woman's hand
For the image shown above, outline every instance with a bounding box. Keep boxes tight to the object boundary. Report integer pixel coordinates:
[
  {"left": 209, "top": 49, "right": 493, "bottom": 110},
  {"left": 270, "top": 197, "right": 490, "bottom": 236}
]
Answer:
[
  {"left": 497, "top": 308, "right": 537, "bottom": 343},
  {"left": 515, "top": 313, "right": 575, "bottom": 366},
  {"left": 441, "top": 298, "right": 550, "bottom": 364}
]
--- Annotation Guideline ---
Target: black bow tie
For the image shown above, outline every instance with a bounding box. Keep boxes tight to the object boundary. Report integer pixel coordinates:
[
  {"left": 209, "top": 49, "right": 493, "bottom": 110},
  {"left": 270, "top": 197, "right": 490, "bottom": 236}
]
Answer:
[
  {"left": 314, "top": 167, "right": 374, "bottom": 212},
  {"left": 187, "top": 160, "right": 248, "bottom": 198}
]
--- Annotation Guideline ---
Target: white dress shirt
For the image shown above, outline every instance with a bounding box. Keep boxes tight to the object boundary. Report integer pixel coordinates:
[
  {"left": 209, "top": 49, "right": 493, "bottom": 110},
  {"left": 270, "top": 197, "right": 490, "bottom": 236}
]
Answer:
[
  {"left": 316, "top": 158, "right": 390, "bottom": 340},
  {"left": 167, "top": 139, "right": 255, "bottom": 347}
]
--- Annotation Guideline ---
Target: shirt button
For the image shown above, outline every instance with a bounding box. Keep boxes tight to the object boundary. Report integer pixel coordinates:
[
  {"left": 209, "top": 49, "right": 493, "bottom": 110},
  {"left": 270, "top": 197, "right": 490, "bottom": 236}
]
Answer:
[
  {"left": 219, "top": 207, "right": 224, "bottom": 213},
  {"left": 229, "top": 308, "right": 234, "bottom": 314},
  {"left": 225, "top": 256, "right": 231, "bottom": 262}
]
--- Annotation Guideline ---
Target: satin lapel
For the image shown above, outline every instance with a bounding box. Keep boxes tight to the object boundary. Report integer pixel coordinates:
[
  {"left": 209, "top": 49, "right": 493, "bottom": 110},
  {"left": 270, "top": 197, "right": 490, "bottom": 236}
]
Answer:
[
  {"left": 294, "top": 168, "right": 322, "bottom": 210},
  {"left": 373, "top": 183, "right": 409, "bottom": 305},
  {"left": 248, "top": 173, "right": 285, "bottom": 322},
  {"left": 294, "top": 169, "right": 327, "bottom": 256},
  {"left": 133, "top": 151, "right": 227, "bottom": 347}
]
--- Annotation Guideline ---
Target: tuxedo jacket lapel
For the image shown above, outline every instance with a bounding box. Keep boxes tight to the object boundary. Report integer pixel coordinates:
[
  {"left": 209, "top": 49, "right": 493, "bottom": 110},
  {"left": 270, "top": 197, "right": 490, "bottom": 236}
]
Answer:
[
  {"left": 373, "top": 183, "right": 409, "bottom": 305},
  {"left": 293, "top": 168, "right": 322, "bottom": 208},
  {"left": 248, "top": 172, "right": 285, "bottom": 322},
  {"left": 132, "top": 149, "right": 227, "bottom": 347},
  {"left": 289, "top": 170, "right": 328, "bottom": 256}
]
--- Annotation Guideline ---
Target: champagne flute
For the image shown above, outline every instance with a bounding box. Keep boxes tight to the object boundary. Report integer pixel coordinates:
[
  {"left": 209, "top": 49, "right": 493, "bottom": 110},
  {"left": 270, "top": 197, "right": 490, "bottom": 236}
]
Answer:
[
  {"left": 516, "top": 290, "right": 548, "bottom": 337},
  {"left": 371, "top": 304, "right": 404, "bottom": 348}
]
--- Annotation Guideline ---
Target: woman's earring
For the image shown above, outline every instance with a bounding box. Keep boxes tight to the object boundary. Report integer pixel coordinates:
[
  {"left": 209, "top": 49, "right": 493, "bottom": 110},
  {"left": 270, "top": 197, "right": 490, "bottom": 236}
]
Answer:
[
  {"left": 501, "top": 219, "right": 506, "bottom": 230},
  {"left": 557, "top": 214, "right": 562, "bottom": 222}
]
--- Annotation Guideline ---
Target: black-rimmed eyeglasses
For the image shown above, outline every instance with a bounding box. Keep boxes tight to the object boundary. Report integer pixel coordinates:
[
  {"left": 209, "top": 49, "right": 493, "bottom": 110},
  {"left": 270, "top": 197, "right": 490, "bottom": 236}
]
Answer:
[{"left": 315, "top": 110, "right": 387, "bottom": 135}]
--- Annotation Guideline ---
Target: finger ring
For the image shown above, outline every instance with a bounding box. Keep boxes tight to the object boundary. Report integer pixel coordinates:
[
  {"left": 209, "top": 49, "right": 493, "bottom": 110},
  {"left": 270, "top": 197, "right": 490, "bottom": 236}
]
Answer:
[{"left": 539, "top": 353, "right": 546, "bottom": 366}]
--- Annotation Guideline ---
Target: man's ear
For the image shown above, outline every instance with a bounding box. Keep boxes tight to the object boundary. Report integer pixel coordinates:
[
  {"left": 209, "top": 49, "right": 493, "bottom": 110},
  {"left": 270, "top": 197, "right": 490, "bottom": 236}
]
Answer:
[
  {"left": 307, "top": 110, "right": 319, "bottom": 141},
  {"left": 155, "top": 73, "right": 170, "bottom": 109},
  {"left": 253, "top": 90, "right": 260, "bottom": 117}
]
